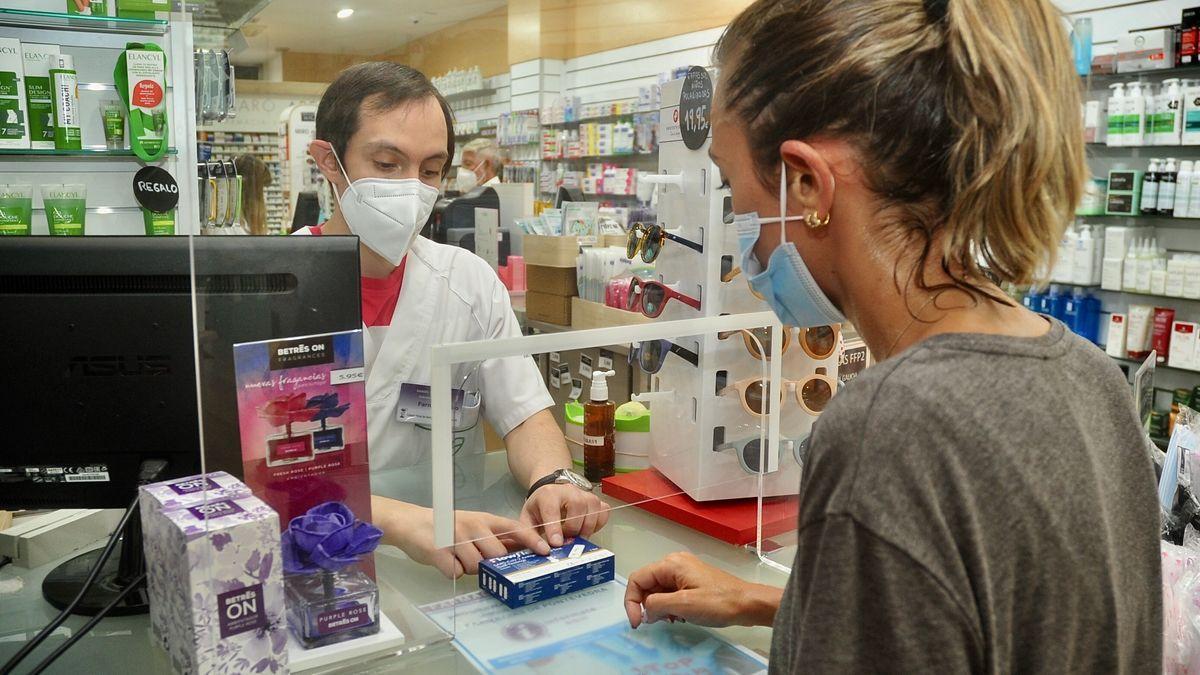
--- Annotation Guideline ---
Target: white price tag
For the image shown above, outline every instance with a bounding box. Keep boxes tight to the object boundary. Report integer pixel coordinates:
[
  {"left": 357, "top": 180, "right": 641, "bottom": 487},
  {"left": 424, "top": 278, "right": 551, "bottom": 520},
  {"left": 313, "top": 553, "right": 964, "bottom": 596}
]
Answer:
[
  {"left": 559, "top": 364, "right": 571, "bottom": 389},
  {"left": 580, "top": 354, "right": 594, "bottom": 379},
  {"left": 569, "top": 378, "right": 583, "bottom": 401},
  {"left": 598, "top": 350, "right": 614, "bottom": 371},
  {"left": 550, "top": 352, "right": 561, "bottom": 364}
]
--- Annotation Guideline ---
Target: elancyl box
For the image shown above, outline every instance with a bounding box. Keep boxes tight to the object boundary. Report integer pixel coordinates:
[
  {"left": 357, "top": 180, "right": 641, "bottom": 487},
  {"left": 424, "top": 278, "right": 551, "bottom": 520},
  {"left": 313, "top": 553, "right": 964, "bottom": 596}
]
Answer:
[
  {"left": 479, "top": 537, "right": 615, "bottom": 609},
  {"left": 141, "top": 489, "right": 288, "bottom": 674}
]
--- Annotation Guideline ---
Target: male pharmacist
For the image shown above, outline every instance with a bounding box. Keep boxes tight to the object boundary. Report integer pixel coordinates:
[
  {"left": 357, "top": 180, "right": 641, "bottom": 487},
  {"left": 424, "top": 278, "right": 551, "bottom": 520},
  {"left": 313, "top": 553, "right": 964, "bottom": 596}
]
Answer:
[
  {"left": 295, "top": 62, "right": 606, "bottom": 579},
  {"left": 455, "top": 137, "right": 503, "bottom": 192}
]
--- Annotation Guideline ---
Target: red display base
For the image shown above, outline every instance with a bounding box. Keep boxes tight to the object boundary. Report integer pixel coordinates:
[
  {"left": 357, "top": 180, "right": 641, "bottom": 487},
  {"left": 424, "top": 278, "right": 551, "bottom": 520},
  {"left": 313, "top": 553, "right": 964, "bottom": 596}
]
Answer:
[{"left": 601, "top": 469, "right": 799, "bottom": 545}]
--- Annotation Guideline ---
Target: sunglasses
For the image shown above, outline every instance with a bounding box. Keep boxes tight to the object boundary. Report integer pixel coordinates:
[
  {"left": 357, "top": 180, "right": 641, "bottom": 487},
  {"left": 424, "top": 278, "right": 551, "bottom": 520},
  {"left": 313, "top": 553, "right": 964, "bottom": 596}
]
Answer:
[
  {"left": 626, "top": 277, "right": 701, "bottom": 318},
  {"left": 629, "top": 339, "right": 699, "bottom": 374},
  {"left": 720, "top": 368, "right": 838, "bottom": 417},
  {"left": 715, "top": 437, "right": 789, "bottom": 474},
  {"left": 717, "top": 325, "right": 840, "bottom": 361},
  {"left": 626, "top": 222, "right": 704, "bottom": 263}
]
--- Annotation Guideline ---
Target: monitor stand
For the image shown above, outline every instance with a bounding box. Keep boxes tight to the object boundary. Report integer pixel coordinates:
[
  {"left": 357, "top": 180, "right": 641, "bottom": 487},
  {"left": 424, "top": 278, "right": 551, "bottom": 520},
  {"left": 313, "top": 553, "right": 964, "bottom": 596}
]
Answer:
[{"left": 41, "top": 508, "right": 148, "bottom": 617}]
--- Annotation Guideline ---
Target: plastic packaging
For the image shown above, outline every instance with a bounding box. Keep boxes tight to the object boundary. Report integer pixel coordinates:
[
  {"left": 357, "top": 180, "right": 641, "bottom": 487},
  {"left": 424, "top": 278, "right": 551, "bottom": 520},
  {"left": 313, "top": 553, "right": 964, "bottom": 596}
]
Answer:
[
  {"left": 1185, "top": 80, "right": 1200, "bottom": 145},
  {"left": 1155, "top": 307, "right": 1178, "bottom": 364},
  {"left": 1106, "top": 313, "right": 1128, "bottom": 357},
  {"left": 1128, "top": 304, "right": 1155, "bottom": 359},
  {"left": 49, "top": 54, "right": 81, "bottom": 151},
  {"left": 102, "top": 101, "right": 126, "bottom": 150},
  {"left": 583, "top": 370, "right": 616, "bottom": 482},
  {"left": 0, "top": 184, "right": 33, "bottom": 235},
  {"left": 1177, "top": 161, "right": 1195, "bottom": 217},
  {"left": 1143, "top": 160, "right": 1162, "bottom": 214},
  {"left": 40, "top": 183, "right": 86, "bottom": 236},
  {"left": 1159, "top": 158, "right": 1179, "bottom": 215},
  {"left": 1107, "top": 83, "right": 1126, "bottom": 147},
  {"left": 23, "top": 43, "right": 60, "bottom": 150},
  {"left": 1159, "top": 78, "right": 1185, "bottom": 146}
]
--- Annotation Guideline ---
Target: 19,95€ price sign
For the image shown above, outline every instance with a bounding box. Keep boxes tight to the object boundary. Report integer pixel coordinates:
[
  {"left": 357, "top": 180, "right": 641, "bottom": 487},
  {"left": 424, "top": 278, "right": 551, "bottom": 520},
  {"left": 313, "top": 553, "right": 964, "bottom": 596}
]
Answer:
[{"left": 680, "top": 66, "right": 713, "bottom": 150}]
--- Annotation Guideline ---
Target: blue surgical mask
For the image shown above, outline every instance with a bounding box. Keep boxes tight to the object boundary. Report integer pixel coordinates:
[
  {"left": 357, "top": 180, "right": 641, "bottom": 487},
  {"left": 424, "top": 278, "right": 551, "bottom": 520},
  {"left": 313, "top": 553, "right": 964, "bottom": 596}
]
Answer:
[{"left": 734, "top": 162, "right": 846, "bottom": 328}]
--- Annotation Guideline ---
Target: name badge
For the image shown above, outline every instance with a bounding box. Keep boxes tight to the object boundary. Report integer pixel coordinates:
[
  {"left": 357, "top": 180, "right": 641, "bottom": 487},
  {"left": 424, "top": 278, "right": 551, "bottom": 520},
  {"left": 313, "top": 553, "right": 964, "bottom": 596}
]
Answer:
[{"left": 395, "top": 383, "right": 467, "bottom": 425}]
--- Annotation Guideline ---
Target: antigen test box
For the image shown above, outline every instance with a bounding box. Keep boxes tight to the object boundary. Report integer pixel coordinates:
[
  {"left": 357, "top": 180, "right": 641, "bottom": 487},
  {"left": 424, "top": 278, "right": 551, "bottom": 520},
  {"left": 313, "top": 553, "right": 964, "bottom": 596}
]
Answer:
[{"left": 479, "top": 537, "right": 615, "bottom": 609}]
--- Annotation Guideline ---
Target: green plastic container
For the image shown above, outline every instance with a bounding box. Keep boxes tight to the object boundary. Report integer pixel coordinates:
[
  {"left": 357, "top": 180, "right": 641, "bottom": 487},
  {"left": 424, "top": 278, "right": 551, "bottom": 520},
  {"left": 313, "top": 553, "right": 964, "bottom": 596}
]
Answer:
[{"left": 0, "top": 184, "right": 32, "bottom": 235}]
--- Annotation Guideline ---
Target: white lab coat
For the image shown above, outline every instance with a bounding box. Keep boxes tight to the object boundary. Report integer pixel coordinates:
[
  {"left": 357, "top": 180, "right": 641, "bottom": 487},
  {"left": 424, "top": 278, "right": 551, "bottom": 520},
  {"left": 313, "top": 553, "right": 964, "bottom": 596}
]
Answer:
[{"left": 293, "top": 231, "right": 553, "bottom": 505}]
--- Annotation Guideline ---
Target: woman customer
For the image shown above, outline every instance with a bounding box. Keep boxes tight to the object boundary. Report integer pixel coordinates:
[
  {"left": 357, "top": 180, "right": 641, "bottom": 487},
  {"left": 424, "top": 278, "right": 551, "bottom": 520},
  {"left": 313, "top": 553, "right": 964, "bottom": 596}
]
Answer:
[
  {"left": 625, "top": 0, "right": 1161, "bottom": 672},
  {"left": 235, "top": 154, "right": 274, "bottom": 235}
]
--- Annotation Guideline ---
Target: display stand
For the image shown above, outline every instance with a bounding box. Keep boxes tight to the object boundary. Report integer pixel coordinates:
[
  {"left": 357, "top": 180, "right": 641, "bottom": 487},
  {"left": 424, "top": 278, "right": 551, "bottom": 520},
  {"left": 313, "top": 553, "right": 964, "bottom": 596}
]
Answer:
[
  {"left": 286, "top": 612, "right": 406, "bottom": 673},
  {"left": 0, "top": 8, "right": 199, "bottom": 235},
  {"left": 643, "top": 71, "right": 840, "bottom": 502}
]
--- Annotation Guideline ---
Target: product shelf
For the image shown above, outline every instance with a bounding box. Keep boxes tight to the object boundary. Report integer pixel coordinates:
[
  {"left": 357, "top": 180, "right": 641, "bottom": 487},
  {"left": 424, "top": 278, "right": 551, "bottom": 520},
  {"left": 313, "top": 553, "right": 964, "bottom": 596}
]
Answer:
[
  {"left": 0, "top": 147, "right": 178, "bottom": 158},
  {"left": 442, "top": 87, "right": 497, "bottom": 103},
  {"left": 1049, "top": 281, "right": 1200, "bottom": 305},
  {"left": 543, "top": 112, "right": 655, "bottom": 127},
  {"left": 1083, "top": 65, "right": 1200, "bottom": 87},
  {"left": 1113, "top": 354, "right": 1200, "bottom": 377},
  {"left": 0, "top": 7, "right": 167, "bottom": 34}
]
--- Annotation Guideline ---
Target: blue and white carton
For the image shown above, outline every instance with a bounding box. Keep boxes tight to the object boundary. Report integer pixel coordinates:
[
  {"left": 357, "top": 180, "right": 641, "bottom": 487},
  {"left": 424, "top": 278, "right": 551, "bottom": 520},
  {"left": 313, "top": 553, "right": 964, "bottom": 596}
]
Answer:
[{"left": 479, "top": 537, "right": 615, "bottom": 609}]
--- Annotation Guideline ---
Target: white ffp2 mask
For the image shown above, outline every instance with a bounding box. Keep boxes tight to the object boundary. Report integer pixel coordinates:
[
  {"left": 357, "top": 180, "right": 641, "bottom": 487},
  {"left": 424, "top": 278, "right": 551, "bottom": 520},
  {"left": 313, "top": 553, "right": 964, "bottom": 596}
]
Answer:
[
  {"left": 330, "top": 147, "right": 440, "bottom": 266},
  {"left": 455, "top": 166, "right": 479, "bottom": 193}
]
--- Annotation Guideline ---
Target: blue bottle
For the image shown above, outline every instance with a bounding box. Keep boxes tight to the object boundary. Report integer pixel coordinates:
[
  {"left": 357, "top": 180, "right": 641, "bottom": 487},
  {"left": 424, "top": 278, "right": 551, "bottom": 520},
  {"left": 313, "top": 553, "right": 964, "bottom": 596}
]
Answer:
[
  {"left": 1046, "top": 285, "right": 1067, "bottom": 322},
  {"left": 1083, "top": 293, "right": 1102, "bottom": 344},
  {"left": 1064, "top": 289, "right": 1080, "bottom": 333}
]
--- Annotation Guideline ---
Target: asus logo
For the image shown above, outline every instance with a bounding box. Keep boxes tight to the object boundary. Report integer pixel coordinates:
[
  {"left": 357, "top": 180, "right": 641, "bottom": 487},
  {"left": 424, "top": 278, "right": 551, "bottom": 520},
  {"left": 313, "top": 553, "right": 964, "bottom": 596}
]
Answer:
[{"left": 67, "top": 355, "right": 171, "bottom": 377}]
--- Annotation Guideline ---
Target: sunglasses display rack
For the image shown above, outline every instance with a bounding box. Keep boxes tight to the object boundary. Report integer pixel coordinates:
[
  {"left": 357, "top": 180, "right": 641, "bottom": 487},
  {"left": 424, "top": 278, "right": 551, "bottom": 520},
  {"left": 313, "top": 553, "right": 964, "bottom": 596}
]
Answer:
[{"left": 633, "top": 74, "right": 842, "bottom": 501}]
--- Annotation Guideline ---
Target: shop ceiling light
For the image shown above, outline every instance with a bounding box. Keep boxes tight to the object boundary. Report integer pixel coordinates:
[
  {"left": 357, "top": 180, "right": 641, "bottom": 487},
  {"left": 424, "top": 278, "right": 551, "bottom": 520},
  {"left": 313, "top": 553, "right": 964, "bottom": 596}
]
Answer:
[{"left": 337, "top": 8, "right": 354, "bottom": 18}]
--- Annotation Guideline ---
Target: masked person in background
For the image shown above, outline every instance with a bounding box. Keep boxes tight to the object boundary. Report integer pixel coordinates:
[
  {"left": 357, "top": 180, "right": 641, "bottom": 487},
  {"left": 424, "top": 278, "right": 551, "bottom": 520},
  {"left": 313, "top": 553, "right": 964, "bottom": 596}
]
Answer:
[
  {"left": 455, "top": 137, "right": 503, "bottom": 192},
  {"left": 625, "top": 0, "right": 1161, "bottom": 672},
  {"left": 296, "top": 62, "right": 606, "bottom": 579}
]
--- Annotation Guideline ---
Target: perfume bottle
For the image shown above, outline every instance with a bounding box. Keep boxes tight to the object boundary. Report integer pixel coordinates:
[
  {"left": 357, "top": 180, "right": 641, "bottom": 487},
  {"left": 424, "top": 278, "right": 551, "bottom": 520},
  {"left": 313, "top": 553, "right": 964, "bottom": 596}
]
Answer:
[
  {"left": 305, "top": 392, "right": 350, "bottom": 453},
  {"left": 266, "top": 430, "right": 315, "bottom": 466},
  {"left": 285, "top": 565, "right": 380, "bottom": 648}
]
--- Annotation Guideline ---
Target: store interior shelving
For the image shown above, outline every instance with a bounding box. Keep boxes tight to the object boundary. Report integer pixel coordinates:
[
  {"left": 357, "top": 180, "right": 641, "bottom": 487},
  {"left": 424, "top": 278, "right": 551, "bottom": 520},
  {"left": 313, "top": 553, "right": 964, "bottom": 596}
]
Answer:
[{"left": 197, "top": 130, "right": 287, "bottom": 233}]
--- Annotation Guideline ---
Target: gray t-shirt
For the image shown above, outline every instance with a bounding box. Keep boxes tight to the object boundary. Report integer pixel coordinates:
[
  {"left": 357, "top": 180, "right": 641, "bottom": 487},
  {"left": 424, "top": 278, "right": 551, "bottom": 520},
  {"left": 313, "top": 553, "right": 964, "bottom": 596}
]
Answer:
[{"left": 770, "top": 319, "right": 1161, "bottom": 673}]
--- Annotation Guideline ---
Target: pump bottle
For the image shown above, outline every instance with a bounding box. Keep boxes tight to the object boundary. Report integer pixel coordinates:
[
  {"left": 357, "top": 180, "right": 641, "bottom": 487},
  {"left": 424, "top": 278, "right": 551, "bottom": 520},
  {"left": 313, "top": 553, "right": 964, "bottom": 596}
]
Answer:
[
  {"left": 1107, "top": 83, "right": 1126, "bottom": 147},
  {"left": 1158, "top": 158, "right": 1179, "bottom": 216},
  {"left": 1142, "top": 159, "right": 1161, "bottom": 215},
  {"left": 583, "top": 370, "right": 616, "bottom": 482}
]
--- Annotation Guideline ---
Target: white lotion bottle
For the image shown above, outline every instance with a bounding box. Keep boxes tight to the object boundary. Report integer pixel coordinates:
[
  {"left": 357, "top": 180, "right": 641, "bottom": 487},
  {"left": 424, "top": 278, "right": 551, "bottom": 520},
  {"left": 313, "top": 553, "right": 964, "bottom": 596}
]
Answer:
[
  {"left": 1158, "top": 157, "right": 1179, "bottom": 216},
  {"left": 1072, "top": 225, "right": 1095, "bottom": 285},
  {"left": 1176, "top": 160, "right": 1194, "bottom": 217},
  {"left": 1108, "top": 83, "right": 1126, "bottom": 147},
  {"left": 1124, "top": 238, "right": 1141, "bottom": 291}
]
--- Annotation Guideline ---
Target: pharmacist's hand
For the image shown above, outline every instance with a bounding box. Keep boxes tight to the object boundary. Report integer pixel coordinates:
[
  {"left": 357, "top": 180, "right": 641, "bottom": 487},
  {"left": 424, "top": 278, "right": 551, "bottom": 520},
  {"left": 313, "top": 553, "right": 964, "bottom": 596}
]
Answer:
[
  {"left": 624, "top": 552, "right": 781, "bottom": 629},
  {"left": 73, "top": 0, "right": 89, "bottom": 10},
  {"left": 520, "top": 484, "right": 610, "bottom": 548},
  {"left": 392, "top": 505, "right": 551, "bottom": 579}
]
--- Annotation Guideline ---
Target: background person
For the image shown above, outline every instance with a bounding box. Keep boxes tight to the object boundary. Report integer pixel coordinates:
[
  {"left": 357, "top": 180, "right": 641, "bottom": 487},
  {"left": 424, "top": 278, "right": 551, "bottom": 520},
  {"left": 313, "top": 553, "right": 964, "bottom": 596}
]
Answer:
[
  {"left": 624, "top": 0, "right": 1161, "bottom": 671},
  {"left": 456, "top": 137, "right": 503, "bottom": 192},
  {"left": 235, "top": 154, "right": 273, "bottom": 235}
]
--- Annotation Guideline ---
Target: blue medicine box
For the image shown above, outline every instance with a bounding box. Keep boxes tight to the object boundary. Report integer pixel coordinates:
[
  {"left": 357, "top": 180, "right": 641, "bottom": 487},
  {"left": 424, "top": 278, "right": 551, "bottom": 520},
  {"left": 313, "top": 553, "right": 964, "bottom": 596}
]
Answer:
[{"left": 479, "top": 537, "right": 615, "bottom": 609}]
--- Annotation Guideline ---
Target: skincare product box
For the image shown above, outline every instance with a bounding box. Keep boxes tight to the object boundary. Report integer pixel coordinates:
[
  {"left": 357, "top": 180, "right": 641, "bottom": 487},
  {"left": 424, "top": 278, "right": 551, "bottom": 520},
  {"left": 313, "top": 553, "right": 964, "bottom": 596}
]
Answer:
[
  {"left": 1172, "top": 321, "right": 1200, "bottom": 371},
  {"left": 1102, "top": 258, "right": 1124, "bottom": 291},
  {"left": 1107, "top": 313, "right": 1128, "bottom": 358},
  {"left": 22, "top": 43, "right": 59, "bottom": 150},
  {"left": 144, "top": 491, "right": 288, "bottom": 674},
  {"left": 479, "top": 537, "right": 615, "bottom": 609},
  {"left": 139, "top": 472, "right": 251, "bottom": 651},
  {"left": 0, "top": 38, "right": 30, "bottom": 149},
  {"left": 1106, "top": 170, "right": 1143, "bottom": 215}
]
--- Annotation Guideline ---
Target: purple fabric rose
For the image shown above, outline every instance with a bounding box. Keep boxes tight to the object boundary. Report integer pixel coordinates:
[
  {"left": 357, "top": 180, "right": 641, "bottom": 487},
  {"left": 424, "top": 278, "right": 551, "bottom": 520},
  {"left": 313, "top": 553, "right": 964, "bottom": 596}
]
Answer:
[{"left": 281, "top": 501, "right": 382, "bottom": 575}]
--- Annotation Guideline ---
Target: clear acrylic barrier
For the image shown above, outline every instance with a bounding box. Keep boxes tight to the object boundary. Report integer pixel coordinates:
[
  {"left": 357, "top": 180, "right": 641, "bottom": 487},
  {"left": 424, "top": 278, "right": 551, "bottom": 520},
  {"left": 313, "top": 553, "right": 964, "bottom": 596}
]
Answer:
[
  {"left": 431, "top": 313, "right": 791, "bottom": 669},
  {"left": 187, "top": 231, "right": 460, "bottom": 672}
]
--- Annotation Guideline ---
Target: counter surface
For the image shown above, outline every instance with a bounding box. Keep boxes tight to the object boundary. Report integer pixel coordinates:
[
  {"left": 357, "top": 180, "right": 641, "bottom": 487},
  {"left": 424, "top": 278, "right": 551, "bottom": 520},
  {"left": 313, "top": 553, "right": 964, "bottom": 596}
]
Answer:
[{"left": 0, "top": 452, "right": 792, "bottom": 673}]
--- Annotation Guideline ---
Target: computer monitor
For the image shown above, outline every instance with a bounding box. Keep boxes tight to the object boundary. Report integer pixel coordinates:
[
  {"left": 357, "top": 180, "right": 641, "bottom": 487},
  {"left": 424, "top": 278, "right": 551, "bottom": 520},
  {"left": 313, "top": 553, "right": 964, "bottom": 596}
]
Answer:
[{"left": 0, "top": 236, "right": 361, "bottom": 614}]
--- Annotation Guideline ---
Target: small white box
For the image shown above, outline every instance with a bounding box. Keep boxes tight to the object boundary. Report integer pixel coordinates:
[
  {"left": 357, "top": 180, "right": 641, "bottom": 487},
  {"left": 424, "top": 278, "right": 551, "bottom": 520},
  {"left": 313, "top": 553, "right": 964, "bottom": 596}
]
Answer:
[
  {"left": 1117, "top": 29, "right": 1176, "bottom": 73},
  {"left": 1102, "top": 258, "right": 1124, "bottom": 291},
  {"left": 1171, "top": 321, "right": 1199, "bottom": 371},
  {"left": 1168, "top": 260, "right": 1186, "bottom": 297},
  {"left": 1107, "top": 313, "right": 1128, "bottom": 358},
  {"left": 1105, "top": 227, "right": 1135, "bottom": 260},
  {"left": 1151, "top": 270, "right": 1168, "bottom": 296}
]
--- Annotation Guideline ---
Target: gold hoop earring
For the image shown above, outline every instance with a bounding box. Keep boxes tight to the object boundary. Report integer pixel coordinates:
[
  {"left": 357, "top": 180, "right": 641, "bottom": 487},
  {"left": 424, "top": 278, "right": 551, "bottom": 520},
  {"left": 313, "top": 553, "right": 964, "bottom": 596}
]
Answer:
[{"left": 803, "top": 212, "right": 830, "bottom": 229}]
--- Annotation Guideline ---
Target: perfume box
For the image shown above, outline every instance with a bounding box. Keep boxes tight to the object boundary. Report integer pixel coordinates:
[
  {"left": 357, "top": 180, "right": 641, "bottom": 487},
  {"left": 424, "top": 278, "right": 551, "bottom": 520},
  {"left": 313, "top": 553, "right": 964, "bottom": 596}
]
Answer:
[
  {"left": 145, "top": 492, "right": 288, "bottom": 674},
  {"left": 140, "top": 472, "right": 251, "bottom": 651},
  {"left": 479, "top": 537, "right": 615, "bottom": 609}
]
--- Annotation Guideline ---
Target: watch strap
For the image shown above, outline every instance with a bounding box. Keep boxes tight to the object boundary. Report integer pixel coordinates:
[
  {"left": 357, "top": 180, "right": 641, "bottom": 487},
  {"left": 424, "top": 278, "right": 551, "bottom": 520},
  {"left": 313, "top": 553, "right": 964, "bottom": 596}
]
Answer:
[{"left": 526, "top": 469, "right": 565, "bottom": 501}]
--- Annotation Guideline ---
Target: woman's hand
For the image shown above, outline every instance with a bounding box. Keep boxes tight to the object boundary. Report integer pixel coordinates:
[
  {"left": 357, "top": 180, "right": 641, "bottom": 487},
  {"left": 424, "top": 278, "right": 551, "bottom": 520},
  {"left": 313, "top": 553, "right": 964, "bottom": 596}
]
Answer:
[
  {"left": 372, "top": 496, "right": 550, "bottom": 579},
  {"left": 624, "top": 552, "right": 782, "bottom": 629}
]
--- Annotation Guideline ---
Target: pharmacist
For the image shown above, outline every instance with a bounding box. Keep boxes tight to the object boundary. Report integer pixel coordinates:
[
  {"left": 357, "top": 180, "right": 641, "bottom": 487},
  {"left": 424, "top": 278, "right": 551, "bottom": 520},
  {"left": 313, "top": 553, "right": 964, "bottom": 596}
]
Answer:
[
  {"left": 296, "top": 62, "right": 606, "bottom": 579},
  {"left": 456, "top": 137, "right": 503, "bottom": 192}
]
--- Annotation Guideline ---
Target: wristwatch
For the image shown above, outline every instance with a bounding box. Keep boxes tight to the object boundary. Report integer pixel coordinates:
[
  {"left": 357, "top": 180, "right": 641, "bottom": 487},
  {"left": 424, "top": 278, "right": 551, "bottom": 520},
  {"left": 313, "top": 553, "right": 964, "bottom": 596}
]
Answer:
[{"left": 526, "top": 468, "right": 594, "bottom": 500}]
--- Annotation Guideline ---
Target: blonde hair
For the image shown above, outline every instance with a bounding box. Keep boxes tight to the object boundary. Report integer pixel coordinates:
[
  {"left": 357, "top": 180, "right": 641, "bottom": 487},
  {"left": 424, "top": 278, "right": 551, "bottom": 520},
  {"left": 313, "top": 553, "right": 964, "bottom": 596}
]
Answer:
[
  {"left": 235, "top": 154, "right": 273, "bottom": 236},
  {"left": 715, "top": 0, "right": 1084, "bottom": 295}
]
